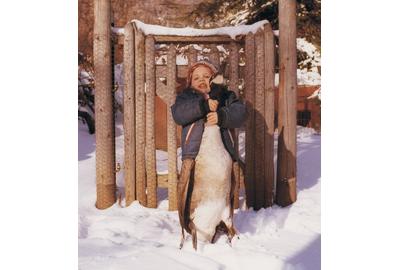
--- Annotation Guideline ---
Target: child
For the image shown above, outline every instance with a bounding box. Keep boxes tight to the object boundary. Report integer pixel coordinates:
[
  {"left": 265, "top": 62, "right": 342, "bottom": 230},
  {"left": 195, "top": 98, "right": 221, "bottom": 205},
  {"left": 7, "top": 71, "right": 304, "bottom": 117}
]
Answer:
[{"left": 171, "top": 60, "right": 246, "bottom": 250}]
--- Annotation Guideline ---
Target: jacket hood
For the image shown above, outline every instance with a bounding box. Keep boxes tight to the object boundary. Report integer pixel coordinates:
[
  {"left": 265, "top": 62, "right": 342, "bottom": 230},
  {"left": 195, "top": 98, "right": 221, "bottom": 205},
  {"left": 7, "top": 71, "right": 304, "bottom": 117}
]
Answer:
[{"left": 186, "top": 60, "right": 218, "bottom": 87}]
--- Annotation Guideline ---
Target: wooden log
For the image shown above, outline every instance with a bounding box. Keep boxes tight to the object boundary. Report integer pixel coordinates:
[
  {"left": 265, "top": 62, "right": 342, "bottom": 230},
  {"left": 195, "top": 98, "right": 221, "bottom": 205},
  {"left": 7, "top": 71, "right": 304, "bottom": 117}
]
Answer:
[
  {"left": 228, "top": 42, "right": 240, "bottom": 209},
  {"left": 155, "top": 80, "right": 169, "bottom": 104},
  {"left": 133, "top": 23, "right": 147, "bottom": 206},
  {"left": 117, "top": 35, "right": 125, "bottom": 46},
  {"left": 209, "top": 44, "right": 220, "bottom": 70},
  {"left": 264, "top": 23, "right": 276, "bottom": 207},
  {"left": 145, "top": 35, "right": 157, "bottom": 208},
  {"left": 231, "top": 161, "right": 240, "bottom": 209},
  {"left": 153, "top": 35, "right": 243, "bottom": 43},
  {"left": 244, "top": 32, "right": 256, "bottom": 209},
  {"left": 167, "top": 45, "right": 178, "bottom": 211},
  {"left": 254, "top": 29, "right": 266, "bottom": 210},
  {"left": 187, "top": 46, "right": 197, "bottom": 68},
  {"left": 93, "top": 0, "right": 116, "bottom": 209},
  {"left": 228, "top": 42, "right": 239, "bottom": 94},
  {"left": 157, "top": 174, "right": 169, "bottom": 188},
  {"left": 276, "top": 0, "right": 297, "bottom": 206},
  {"left": 123, "top": 22, "right": 136, "bottom": 206}
]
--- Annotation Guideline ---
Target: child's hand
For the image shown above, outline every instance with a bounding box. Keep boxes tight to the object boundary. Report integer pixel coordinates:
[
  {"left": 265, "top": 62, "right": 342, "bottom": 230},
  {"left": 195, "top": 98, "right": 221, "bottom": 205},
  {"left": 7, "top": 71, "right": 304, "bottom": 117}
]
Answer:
[
  {"left": 206, "top": 112, "right": 218, "bottom": 125},
  {"left": 208, "top": 99, "right": 219, "bottom": 112}
]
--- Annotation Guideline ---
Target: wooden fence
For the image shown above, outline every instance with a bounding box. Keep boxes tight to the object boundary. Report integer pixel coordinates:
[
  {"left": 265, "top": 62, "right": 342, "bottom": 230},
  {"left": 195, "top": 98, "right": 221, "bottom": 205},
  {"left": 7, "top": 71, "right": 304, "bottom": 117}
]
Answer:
[{"left": 121, "top": 21, "right": 276, "bottom": 211}]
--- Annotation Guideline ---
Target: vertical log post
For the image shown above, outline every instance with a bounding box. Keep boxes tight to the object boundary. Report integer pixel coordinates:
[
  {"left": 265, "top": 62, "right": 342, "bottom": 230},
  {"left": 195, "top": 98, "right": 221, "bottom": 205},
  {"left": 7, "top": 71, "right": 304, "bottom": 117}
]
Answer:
[
  {"left": 145, "top": 36, "right": 157, "bottom": 208},
  {"left": 167, "top": 45, "right": 178, "bottom": 211},
  {"left": 133, "top": 23, "right": 147, "bottom": 206},
  {"left": 276, "top": 0, "right": 297, "bottom": 206},
  {"left": 93, "top": 0, "right": 116, "bottom": 209},
  {"left": 209, "top": 45, "right": 220, "bottom": 71},
  {"left": 228, "top": 43, "right": 239, "bottom": 93},
  {"left": 228, "top": 42, "right": 240, "bottom": 209},
  {"left": 264, "top": 23, "right": 276, "bottom": 207},
  {"left": 254, "top": 29, "right": 266, "bottom": 210},
  {"left": 187, "top": 46, "right": 197, "bottom": 68},
  {"left": 123, "top": 22, "right": 136, "bottom": 206},
  {"left": 244, "top": 33, "right": 256, "bottom": 209}
]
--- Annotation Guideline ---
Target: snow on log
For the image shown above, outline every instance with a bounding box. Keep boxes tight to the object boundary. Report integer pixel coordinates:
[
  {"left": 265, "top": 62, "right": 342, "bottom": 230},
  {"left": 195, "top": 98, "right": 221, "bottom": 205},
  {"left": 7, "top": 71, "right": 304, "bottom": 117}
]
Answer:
[{"left": 114, "top": 20, "right": 270, "bottom": 40}]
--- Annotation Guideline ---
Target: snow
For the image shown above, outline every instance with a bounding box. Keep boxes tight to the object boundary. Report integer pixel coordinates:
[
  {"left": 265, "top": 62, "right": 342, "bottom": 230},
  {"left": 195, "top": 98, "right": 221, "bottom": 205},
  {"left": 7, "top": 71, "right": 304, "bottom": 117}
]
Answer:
[
  {"left": 155, "top": 148, "right": 182, "bottom": 175},
  {"left": 297, "top": 38, "right": 321, "bottom": 73},
  {"left": 296, "top": 69, "right": 321, "bottom": 86},
  {"left": 274, "top": 69, "right": 321, "bottom": 87},
  {"left": 111, "top": 26, "right": 125, "bottom": 35},
  {"left": 228, "top": 10, "right": 251, "bottom": 26},
  {"left": 79, "top": 114, "right": 321, "bottom": 270},
  {"left": 78, "top": 69, "right": 93, "bottom": 86},
  {"left": 307, "top": 87, "right": 321, "bottom": 101},
  {"left": 269, "top": 37, "right": 321, "bottom": 86},
  {"left": 155, "top": 53, "right": 189, "bottom": 66},
  {"left": 126, "top": 19, "right": 270, "bottom": 40}
]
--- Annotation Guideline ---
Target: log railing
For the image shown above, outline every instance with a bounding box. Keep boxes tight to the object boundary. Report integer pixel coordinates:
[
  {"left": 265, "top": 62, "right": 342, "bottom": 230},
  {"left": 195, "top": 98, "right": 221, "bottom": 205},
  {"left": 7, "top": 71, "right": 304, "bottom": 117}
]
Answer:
[{"left": 120, "top": 21, "right": 276, "bottom": 211}]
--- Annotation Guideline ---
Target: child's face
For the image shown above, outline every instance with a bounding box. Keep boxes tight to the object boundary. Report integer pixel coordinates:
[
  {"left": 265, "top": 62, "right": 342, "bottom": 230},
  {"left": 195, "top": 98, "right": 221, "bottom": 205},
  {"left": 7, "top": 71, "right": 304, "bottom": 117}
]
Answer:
[{"left": 191, "top": 65, "right": 213, "bottom": 94}]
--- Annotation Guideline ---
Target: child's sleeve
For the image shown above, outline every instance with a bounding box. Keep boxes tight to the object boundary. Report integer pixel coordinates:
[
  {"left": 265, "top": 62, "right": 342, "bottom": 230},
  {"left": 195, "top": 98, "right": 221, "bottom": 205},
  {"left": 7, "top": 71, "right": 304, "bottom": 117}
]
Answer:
[
  {"left": 217, "top": 91, "right": 247, "bottom": 128},
  {"left": 171, "top": 92, "right": 211, "bottom": 126}
]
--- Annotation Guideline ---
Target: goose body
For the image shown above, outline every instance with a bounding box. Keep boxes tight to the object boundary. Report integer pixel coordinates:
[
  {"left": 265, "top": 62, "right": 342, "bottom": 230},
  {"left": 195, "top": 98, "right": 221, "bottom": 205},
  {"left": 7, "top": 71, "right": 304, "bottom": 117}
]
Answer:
[{"left": 190, "top": 124, "right": 233, "bottom": 242}]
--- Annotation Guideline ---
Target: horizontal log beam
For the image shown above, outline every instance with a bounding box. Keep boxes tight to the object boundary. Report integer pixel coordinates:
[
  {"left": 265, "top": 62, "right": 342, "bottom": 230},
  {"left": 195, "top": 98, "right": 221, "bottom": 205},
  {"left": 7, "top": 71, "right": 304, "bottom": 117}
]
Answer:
[
  {"left": 114, "top": 35, "right": 247, "bottom": 45},
  {"left": 153, "top": 35, "right": 245, "bottom": 43},
  {"left": 117, "top": 34, "right": 246, "bottom": 45},
  {"left": 157, "top": 174, "right": 169, "bottom": 188}
]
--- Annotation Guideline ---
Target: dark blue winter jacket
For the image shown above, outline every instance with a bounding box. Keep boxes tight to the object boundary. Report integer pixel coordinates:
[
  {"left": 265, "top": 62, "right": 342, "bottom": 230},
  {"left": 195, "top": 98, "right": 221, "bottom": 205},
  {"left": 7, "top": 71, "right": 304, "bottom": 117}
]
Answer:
[{"left": 171, "top": 84, "right": 246, "bottom": 161}]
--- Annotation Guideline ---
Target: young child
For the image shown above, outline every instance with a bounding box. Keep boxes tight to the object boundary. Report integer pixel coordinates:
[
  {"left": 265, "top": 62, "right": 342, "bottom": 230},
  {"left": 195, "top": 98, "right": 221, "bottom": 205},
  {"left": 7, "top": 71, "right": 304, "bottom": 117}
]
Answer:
[{"left": 171, "top": 60, "right": 246, "bottom": 250}]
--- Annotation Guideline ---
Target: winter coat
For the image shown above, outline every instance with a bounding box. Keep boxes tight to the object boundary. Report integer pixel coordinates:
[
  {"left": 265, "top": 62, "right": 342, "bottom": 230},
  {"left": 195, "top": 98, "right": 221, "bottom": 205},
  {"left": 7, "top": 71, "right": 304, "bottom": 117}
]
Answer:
[{"left": 171, "top": 84, "right": 246, "bottom": 161}]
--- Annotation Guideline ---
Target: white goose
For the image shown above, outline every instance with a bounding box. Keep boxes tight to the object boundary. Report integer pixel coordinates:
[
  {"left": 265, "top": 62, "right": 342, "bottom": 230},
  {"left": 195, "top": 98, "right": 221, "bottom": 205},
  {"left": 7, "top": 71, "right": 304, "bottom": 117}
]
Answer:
[{"left": 190, "top": 123, "right": 234, "bottom": 244}]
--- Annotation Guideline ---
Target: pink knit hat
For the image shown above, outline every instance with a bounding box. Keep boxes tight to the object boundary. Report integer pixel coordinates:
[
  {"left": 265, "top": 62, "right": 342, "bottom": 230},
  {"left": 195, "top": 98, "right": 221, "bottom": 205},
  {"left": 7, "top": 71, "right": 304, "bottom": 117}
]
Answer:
[{"left": 186, "top": 60, "right": 218, "bottom": 87}]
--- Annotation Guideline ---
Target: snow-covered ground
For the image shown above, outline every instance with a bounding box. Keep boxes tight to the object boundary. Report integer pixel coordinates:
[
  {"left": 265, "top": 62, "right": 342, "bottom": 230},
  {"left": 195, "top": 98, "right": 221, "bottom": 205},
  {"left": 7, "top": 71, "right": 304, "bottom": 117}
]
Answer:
[{"left": 79, "top": 114, "right": 321, "bottom": 270}]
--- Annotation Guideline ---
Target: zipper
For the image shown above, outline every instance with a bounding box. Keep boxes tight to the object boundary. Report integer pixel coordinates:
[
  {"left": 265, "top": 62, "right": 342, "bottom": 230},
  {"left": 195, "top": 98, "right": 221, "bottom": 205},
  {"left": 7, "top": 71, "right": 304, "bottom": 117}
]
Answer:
[
  {"left": 228, "top": 129, "right": 234, "bottom": 145},
  {"left": 185, "top": 123, "right": 195, "bottom": 145}
]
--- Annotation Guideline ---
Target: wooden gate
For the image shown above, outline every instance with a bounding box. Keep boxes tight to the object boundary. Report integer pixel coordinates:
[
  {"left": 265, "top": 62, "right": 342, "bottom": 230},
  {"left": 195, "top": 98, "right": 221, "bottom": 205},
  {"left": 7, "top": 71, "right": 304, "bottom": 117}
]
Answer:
[{"left": 122, "top": 20, "right": 276, "bottom": 211}]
